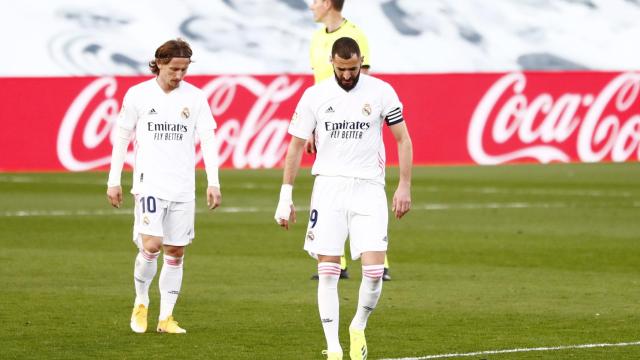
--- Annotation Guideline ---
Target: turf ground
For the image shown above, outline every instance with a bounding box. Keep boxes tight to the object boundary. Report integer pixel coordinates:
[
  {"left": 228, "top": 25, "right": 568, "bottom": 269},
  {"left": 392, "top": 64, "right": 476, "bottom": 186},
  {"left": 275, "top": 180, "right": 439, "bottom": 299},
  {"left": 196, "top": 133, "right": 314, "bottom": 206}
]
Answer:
[{"left": 1, "top": 162, "right": 639, "bottom": 359}]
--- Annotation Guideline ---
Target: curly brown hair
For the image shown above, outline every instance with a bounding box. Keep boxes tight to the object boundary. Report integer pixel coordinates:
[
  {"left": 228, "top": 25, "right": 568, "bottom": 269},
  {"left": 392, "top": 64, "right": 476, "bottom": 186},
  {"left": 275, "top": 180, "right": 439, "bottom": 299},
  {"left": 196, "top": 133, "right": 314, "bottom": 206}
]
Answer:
[{"left": 148, "top": 38, "right": 193, "bottom": 75}]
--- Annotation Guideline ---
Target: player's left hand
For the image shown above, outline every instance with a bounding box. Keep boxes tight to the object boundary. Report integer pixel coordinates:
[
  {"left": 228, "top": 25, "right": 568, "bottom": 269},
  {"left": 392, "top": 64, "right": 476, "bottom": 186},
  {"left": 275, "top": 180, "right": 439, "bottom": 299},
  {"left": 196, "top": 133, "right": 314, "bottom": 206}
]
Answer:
[
  {"left": 207, "top": 186, "right": 222, "bottom": 210},
  {"left": 392, "top": 184, "right": 411, "bottom": 219}
]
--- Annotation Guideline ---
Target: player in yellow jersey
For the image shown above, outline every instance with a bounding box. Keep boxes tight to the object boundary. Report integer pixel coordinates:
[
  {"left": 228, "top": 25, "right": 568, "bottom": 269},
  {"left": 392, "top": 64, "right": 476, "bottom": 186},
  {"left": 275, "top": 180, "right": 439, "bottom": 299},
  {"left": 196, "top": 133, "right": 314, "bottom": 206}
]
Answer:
[
  {"left": 309, "top": 0, "right": 370, "bottom": 83},
  {"left": 307, "top": 0, "right": 391, "bottom": 283}
]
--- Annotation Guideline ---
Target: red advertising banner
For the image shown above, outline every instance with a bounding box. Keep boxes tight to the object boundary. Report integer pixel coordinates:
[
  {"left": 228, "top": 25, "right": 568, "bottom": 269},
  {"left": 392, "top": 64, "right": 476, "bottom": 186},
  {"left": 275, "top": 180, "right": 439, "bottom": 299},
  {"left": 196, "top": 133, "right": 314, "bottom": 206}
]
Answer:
[{"left": 0, "top": 72, "right": 638, "bottom": 171}]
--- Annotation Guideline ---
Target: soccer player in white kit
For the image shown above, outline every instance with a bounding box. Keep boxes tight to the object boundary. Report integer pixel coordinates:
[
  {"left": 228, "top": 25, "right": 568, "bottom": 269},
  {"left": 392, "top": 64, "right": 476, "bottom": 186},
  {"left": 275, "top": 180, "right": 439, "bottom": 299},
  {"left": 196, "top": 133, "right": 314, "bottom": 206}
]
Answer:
[
  {"left": 106, "top": 38, "right": 221, "bottom": 334},
  {"left": 275, "top": 37, "right": 413, "bottom": 360}
]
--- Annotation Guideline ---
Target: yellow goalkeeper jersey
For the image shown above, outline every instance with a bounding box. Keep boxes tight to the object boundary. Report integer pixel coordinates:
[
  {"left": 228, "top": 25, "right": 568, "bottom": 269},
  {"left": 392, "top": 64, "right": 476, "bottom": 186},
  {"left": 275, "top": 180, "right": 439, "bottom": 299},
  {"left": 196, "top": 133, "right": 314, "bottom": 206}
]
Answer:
[{"left": 310, "top": 19, "right": 370, "bottom": 84}]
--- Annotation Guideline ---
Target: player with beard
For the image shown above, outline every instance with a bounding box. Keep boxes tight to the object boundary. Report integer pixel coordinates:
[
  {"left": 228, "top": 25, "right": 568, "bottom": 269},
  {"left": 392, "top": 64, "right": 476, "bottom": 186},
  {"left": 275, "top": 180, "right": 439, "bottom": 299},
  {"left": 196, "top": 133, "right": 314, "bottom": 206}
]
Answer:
[
  {"left": 275, "top": 37, "right": 413, "bottom": 360},
  {"left": 307, "top": 0, "right": 392, "bottom": 282}
]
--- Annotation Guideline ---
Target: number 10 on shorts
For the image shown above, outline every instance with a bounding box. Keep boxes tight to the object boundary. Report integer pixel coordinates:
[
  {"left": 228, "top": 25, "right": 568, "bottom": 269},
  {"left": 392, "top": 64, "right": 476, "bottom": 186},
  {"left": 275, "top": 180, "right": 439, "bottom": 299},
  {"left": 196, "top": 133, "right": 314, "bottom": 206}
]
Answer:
[{"left": 140, "top": 196, "right": 157, "bottom": 213}]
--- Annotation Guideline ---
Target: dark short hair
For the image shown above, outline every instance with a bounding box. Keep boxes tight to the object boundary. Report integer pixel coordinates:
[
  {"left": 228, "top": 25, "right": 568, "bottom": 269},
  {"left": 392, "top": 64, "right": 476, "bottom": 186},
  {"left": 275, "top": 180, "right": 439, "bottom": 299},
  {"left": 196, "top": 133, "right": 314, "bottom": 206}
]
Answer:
[
  {"left": 148, "top": 38, "right": 193, "bottom": 75},
  {"left": 330, "top": 0, "right": 345, "bottom": 11},
  {"left": 331, "top": 37, "right": 361, "bottom": 60}
]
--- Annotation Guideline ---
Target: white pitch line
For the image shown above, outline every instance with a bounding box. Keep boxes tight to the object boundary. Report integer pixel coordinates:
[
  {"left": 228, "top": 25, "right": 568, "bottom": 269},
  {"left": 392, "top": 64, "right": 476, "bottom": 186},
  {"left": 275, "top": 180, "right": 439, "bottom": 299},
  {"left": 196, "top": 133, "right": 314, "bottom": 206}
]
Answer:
[
  {"left": 2, "top": 201, "right": 638, "bottom": 218},
  {"left": 0, "top": 202, "right": 569, "bottom": 218},
  {"left": 0, "top": 175, "right": 635, "bottom": 198},
  {"left": 380, "top": 340, "right": 640, "bottom": 360},
  {"left": 0, "top": 206, "right": 266, "bottom": 217}
]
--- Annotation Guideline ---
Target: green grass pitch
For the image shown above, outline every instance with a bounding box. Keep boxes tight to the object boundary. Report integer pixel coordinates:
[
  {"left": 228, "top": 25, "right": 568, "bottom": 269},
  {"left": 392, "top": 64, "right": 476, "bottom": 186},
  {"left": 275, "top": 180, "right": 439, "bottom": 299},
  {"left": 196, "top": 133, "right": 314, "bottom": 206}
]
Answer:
[{"left": 1, "top": 163, "right": 639, "bottom": 359}]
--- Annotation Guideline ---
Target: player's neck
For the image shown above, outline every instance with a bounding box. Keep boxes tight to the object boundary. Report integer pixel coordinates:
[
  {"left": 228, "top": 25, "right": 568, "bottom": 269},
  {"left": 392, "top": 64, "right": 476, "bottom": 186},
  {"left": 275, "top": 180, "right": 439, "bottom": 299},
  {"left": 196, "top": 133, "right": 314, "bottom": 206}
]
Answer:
[
  {"left": 156, "top": 77, "right": 179, "bottom": 94},
  {"left": 324, "top": 14, "right": 345, "bottom": 33}
]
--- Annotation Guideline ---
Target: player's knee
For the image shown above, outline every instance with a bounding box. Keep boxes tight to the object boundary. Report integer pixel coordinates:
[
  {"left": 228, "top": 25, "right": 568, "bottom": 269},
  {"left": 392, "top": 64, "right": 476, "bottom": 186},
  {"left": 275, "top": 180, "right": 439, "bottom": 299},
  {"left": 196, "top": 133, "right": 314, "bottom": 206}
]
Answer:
[
  {"left": 164, "top": 245, "right": 184, "bottom": 258},
  {"left": 143, "top": 243, "right": 162, "bottom": 254},
  {"left": 141, "top": 235, "right": 162, "bottom": 253}
]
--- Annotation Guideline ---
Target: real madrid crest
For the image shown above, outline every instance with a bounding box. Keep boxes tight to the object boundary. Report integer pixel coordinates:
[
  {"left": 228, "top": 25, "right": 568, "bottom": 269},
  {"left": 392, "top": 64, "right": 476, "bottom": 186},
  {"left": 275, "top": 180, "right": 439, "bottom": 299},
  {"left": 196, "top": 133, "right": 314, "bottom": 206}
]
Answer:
[
  {"left": 362, "top": 103, "right": 371, "bottom": 116},
  {"left": 181, "top": 107, "right": 190, "bottom": 119}
]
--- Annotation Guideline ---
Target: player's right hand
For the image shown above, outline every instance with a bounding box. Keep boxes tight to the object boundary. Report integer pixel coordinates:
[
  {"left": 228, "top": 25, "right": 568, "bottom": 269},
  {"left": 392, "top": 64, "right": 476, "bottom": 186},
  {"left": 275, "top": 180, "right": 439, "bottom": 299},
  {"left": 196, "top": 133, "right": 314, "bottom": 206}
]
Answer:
[
  {"left": 106, "top": 186, "right": 123, "bottom": 208},
  {"left": 275, "top": 202, "right": 296, "bottom": 230}
]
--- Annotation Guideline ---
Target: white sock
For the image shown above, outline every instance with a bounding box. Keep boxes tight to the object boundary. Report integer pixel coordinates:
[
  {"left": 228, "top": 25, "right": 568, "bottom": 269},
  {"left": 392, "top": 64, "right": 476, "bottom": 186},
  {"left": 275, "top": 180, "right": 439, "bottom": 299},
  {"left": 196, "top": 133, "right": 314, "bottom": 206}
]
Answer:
[
  {"left": 318, "top": 262, "right": 342, "bottom": 353},
  {"left": 159, "top": 254, "right": 183, "bottom": 320},
  {"left": 350, "top": 264, "right": 384, "bottom": 330},
  {"left": 133, "top": 249, "right": 159, "bottom": 307}
]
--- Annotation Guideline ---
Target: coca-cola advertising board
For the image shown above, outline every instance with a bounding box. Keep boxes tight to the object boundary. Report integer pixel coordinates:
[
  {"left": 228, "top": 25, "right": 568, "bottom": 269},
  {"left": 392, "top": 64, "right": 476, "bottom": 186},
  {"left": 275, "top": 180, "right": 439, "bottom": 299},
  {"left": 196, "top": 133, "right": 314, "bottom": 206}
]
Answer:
[{"left": 0, "top": 72, "right": 638, "bottom": 171}]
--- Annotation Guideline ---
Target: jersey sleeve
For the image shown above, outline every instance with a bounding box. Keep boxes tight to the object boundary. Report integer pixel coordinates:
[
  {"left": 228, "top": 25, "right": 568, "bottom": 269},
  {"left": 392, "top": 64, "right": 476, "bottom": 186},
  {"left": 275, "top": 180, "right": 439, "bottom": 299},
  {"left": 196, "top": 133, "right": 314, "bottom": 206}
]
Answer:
[
  {"left": 288, "top": 89, "right": 316, "bottom": 140},
  {"left": 195, "top": 92, "right": 217, "bottom": 133},
  {"left": 381, "top": 82, "right": 404, "bottom": 126},
  {"left": 116, "top": 89, "right": 139, "bottom": 130}
]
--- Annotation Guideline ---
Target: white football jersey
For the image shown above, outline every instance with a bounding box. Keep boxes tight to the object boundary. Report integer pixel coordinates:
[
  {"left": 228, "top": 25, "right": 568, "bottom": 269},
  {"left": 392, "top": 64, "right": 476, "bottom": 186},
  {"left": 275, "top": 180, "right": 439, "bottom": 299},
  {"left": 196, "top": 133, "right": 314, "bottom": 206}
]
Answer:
[
  {"left": 289, "top": 74, "right": 404, "bottom": 184},
  {"left": 117, "top": 78, "right": 216, "bottom": 202}
]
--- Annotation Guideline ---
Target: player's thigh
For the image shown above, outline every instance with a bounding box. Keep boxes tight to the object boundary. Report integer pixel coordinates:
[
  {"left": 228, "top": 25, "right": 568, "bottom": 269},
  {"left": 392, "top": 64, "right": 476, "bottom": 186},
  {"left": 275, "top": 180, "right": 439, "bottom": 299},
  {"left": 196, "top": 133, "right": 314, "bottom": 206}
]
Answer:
[
  {"left": 133, "top": 194, "right": 168, "bottom": 248},
  {"left": 349, "top": 183, "right": 389, "bottom": 260},
  {"left": 163, "top": 200, "right": 195, "bottom": 247},
  {"left": 304, "top": 177, "right": 349, "bottom": 257}
]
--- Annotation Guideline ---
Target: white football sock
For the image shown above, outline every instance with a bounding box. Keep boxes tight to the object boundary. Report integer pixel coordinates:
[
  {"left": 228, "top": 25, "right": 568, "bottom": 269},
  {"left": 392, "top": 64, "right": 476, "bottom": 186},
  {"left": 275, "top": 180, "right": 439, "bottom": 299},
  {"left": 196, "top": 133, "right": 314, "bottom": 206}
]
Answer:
[
  {"left": 350, "top": 264, "right": 384, "bottom": 330},
  {"left": 317, "top": 262, "right": 342, "bottom": 353},
  {"left": 159, "top": 254, "right": 183, "bottom": 320},
  {"left": 133, "top": 249, "right": 159, "bottom": 307}
]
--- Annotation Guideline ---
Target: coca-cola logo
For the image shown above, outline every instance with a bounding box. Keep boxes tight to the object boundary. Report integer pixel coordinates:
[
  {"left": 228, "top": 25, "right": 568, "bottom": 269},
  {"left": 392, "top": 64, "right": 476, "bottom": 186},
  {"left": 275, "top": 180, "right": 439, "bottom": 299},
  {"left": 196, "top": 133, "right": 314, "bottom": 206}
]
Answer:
[
  {"left": 468, "top": 72, "right": 640, "bottom": 164},
  {"left": 56, "top": 75, "right": 304, "bottom": 171}
]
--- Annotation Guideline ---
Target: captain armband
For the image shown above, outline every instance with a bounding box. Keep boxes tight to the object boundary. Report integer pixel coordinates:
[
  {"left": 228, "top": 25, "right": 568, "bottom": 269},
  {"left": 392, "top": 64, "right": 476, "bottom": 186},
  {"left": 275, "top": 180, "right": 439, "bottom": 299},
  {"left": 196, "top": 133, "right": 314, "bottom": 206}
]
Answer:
[{"left": 384, "top": 107, "right": 404, "bottom": 126}]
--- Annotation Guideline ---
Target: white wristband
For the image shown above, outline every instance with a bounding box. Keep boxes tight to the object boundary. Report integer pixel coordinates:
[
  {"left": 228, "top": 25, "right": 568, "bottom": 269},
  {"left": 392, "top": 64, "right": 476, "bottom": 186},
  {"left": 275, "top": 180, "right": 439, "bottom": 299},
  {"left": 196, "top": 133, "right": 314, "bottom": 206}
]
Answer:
[{"left": 279, "top": 184, "right": 293, "bottom": 203}]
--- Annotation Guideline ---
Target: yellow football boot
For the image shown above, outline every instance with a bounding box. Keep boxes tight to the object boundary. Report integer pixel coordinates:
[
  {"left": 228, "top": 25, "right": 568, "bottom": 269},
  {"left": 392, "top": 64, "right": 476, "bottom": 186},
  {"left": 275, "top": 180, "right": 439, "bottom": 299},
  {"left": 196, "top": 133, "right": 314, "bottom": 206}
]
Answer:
[
  {"left": 156, "top": 316, "right": 186, "bottom": 334},
  {"left": 349, "top": 327, "right": 367, "bottom": 360},
  {"left": 130, "top": 304, "right": 148, "bottom": 333}
]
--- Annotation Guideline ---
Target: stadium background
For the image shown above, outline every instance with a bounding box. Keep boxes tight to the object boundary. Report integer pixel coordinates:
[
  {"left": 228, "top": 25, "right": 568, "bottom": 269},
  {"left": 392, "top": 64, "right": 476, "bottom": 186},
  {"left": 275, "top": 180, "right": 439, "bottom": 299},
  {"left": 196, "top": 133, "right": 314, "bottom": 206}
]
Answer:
[{"left": 1, "top": 1, "right": 639, "bottom": 359}]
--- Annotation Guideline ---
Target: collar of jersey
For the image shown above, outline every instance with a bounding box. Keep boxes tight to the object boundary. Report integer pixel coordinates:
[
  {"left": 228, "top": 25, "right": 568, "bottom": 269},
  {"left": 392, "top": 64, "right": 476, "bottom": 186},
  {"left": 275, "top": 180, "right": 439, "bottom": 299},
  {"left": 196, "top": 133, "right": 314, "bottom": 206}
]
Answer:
[{"left": 325, "top": 18, "right": 348, "bottom": 34}]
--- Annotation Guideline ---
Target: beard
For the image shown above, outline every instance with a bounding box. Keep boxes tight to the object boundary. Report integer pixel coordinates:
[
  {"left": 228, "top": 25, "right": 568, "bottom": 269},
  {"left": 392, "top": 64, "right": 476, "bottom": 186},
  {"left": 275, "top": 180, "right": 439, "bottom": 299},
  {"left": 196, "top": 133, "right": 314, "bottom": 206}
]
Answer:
[{"left": 334, "top": 71, "right": 360, "bottom": 92}]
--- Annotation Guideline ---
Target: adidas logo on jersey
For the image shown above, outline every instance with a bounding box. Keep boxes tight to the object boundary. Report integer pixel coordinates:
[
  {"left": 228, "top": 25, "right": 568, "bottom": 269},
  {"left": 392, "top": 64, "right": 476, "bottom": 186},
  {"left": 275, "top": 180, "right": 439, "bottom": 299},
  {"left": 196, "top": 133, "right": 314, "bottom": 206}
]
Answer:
[
  {"left": 325, "top": 106, "right": 335, "bottom": 113},
  {"left": 148, "top": 108, "right": 158, "bottom": 115}
]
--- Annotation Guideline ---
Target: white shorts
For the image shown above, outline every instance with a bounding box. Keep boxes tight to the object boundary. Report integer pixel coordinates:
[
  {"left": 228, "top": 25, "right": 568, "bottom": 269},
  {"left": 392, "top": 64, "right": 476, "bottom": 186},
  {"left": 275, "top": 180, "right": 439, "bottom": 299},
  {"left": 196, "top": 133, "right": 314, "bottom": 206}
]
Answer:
[
  {"left": 132, "top": 194, "right": 195, "bottom": 248},
  {"left": 303, "top": 176, "right": 389, "bottom": 260}
]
